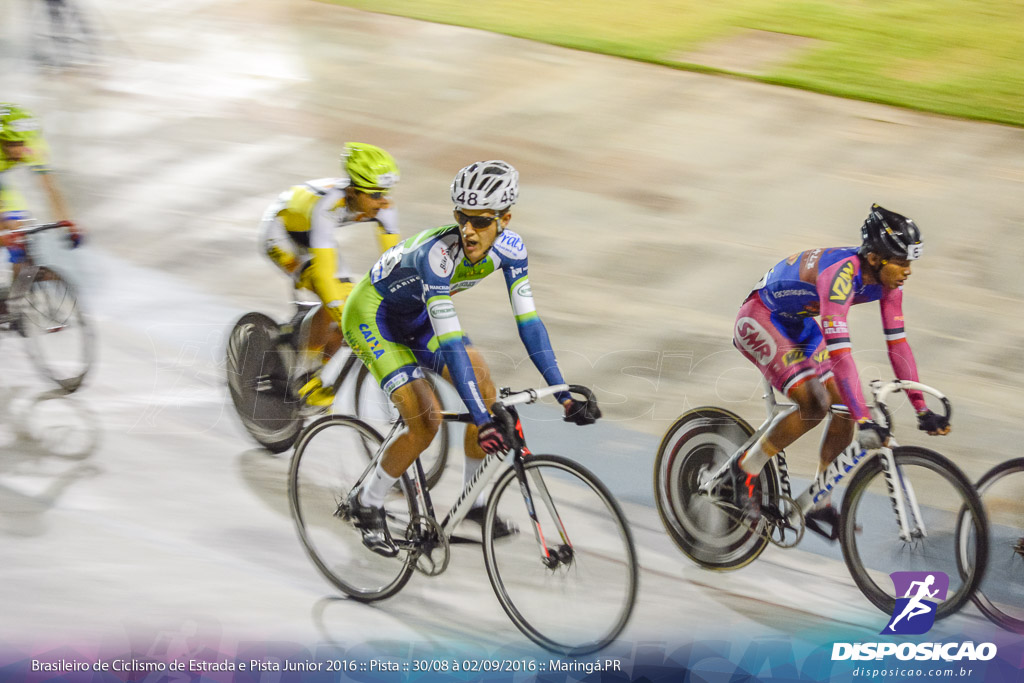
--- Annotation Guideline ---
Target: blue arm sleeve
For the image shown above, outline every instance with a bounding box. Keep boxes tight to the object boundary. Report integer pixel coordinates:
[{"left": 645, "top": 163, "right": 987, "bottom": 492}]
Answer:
[{"left": 416, "top": 237, "right": 491, "bottom": 426}]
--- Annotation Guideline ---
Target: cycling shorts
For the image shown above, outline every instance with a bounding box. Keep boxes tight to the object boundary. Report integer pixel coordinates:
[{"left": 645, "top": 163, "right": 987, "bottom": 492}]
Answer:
[
  {"left": 734, "top": 292, "right": 835, "bottom": 396},
  {"left": 341, "top": 275, "right": 470, "bottom": 396}
]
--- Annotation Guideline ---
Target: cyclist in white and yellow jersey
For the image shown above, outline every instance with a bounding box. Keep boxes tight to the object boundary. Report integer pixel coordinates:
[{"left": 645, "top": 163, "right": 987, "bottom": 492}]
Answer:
[
  {"left": 260, "top": 142, "right": 401, "bottom": 406},
  {"left": 0, "top": 103, "right": 76, "bottom": 254}
]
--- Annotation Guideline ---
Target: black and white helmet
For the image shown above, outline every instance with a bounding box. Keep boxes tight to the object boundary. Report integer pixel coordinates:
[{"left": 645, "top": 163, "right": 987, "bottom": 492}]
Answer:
[
  {"left": 450, "top": 160, "right": 519, "bottom": 211},
  {"left": 860, "top": 203, "right": 923, "bottom": 261}
]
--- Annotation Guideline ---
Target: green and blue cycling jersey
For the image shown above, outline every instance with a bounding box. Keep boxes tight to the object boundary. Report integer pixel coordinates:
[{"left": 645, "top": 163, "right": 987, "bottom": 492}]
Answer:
[{"left": 342, "top": 224, "right": 568, "bottom": 426}]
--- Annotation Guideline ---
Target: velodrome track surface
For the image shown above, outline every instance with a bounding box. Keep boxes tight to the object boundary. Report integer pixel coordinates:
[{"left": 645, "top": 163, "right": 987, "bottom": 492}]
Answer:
[{"left": 1, "top": 0, "right": 1020, "bottom": 656}]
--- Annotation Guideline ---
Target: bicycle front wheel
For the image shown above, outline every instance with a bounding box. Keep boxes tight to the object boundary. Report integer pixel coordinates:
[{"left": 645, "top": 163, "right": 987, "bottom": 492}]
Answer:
[
  {"left": 288, "top": 415, "right": 416, "bottom": 601},
  {"left": 841, "top": 446, "right": 988, "bottom": 621},
  {"left": 967, "top": 458, "right": 1024, "bottom": 633},
  {"left": 18, "top": 266, "right": 93, "bottom": 393},
  {"left": 483, "top": 455, "right": 638, "bottom": 655}
]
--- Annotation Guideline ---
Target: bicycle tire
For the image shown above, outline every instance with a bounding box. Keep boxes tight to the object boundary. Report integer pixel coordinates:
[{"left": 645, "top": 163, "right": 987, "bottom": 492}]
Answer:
[
  {"left": 841, "top": 445, "right": 988, "bottom": 621},
  {"left": 18, "top": 266, "right": 93, "bottom": 393},
  {"left": 353, "top": 362, "right": 449, "bottom": 489},
  {"left": 964, "top": 457, "right": 1024, "bottom": 633},
  {"left": 289, "top": 415, "right": 417, "bottom": 601},
  {"left": 482, "top": 454, "right": 638, "bottom": 655},
  {"left": 225, "top": 312, "right": 301, "bottom": 453},
  {"left": 654, "top": 406, "right": 777, "bottom": 571}
]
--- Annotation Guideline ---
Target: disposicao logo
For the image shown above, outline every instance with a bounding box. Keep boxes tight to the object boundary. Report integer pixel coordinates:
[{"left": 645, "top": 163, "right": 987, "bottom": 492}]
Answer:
[
  {"left": 831, "top": 570, "right": 997, "bottom": 663},
  {"left": 883, "top": 571, "right": 948, "bottom": 635}
]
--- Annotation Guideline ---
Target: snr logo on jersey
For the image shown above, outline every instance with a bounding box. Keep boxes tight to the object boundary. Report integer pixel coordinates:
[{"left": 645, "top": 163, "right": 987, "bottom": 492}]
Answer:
[{"left": 735, "top": 317, "right": 777, "bottom": 366}]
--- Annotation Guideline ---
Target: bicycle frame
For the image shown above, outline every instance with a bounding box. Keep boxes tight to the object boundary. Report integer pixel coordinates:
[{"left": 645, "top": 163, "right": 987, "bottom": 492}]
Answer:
[
  {"left": 363, "top": 384, "right": 579, "bottom": 564},
  {"left": 3, "top": 223, "right": 74, "bottom": 321},
  {"left": 703, "top": 377, "right": 949, "bottom": 543}
]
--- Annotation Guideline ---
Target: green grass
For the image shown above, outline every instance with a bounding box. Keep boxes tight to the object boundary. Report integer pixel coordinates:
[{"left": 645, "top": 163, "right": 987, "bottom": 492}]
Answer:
[{"left": 324, "top": 0, "right": 1024, "bottom": 126}]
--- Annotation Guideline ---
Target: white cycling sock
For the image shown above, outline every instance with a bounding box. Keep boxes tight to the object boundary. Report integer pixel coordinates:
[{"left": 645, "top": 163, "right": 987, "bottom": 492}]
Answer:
[
  {"left": 360, "top": 462, "right": 398, "bottom": 508},
  {"left": 465, "top": 456, "right": 486, "bottom": 508},
  {"left": 739, "top": 436, "right": 779, "bottom": 475}
]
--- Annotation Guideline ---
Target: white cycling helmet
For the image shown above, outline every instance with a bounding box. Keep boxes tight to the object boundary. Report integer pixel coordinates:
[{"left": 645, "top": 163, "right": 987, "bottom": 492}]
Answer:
[{"left": 450, "top": 160, "right": 519, "bottom": 212}]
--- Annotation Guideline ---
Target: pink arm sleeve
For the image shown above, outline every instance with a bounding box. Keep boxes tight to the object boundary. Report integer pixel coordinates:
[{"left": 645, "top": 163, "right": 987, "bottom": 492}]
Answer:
[
  {"left": 880, "top": 287, "right": 928, "bottom": 412},
  {"left": 818, "top": 258, "right": 871, "bottom": 422}
]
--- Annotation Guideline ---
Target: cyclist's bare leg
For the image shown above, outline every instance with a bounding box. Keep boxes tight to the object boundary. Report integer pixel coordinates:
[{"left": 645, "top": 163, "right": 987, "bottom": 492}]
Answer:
[
  {"left": 817, "top": 376, "right": 856, "bottom": 469},
  {"left": 307, "top": 306, "right": 343, "bottom": 358},
  {"left": 741, "top": 378, "right": 830, "bottom": 474},
  {"left": 440, "top": 346, "right": 497, "bottom": 461},
  {"left": 379, "top": 378, "right": 442, "bottom": 478}
]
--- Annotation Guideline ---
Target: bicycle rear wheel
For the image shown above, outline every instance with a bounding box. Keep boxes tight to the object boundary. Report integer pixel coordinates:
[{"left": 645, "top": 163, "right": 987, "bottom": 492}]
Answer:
[
  {"left": 288, "top": 415, "right": 416, "bottom": 601},
  {"left": 483, "top": 455, "right": 638, "bottom": 655},
  {"left": 654, "top": 407, "right": 775, "bottom": 570},
  {"left": 226, "top": 312, "right": 301, "bottom": 453},
  {"left": 17, "top": 266, "right": 93, "bottom": 393},
  {"left": 966, "top": 458, "right": 1024, "bottom": 633},
  {"left": 841, "top": 446, "right": 988, "bottom": 621},
  {"left": 353, "top": 363, "right": 449, "bottom": 489}
]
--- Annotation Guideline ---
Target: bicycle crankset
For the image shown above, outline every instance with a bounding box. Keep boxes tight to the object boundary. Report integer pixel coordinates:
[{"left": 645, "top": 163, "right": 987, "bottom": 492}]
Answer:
[
  {"left": 406, "top": 514, "right": 450, "bottom": 577},
  {"left": 762, "top": 495, "right": 804, "bottom": 548}
]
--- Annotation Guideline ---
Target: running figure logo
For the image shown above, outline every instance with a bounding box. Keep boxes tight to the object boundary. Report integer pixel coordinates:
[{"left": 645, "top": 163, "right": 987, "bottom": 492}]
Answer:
[{"left": 882, "top": 571, "right": 949, "bottom": 635}]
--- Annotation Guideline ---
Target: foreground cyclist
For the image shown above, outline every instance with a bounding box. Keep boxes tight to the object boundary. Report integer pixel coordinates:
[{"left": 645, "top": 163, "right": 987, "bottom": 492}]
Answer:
[
  {"left": 260, "top": 142, "right": 401, "bottom": 406},
  {"left": 729, "top": 204, "right": 950, "bottom": 539},
  {"left": 341, "top": 160, "right": 599, "bottom": 556}
]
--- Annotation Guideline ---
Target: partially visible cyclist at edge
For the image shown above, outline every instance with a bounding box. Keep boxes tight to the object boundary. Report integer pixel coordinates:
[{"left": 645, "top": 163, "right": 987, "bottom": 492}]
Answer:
[
  {"left": 728, "top": 204, "right": 950, "bottom": 540},
  {"left": 0, "top": 103, "right": 77, "bottom": 297},
  {"left": 260, "top": 142, "right": 401, "bottom": 407},
  {"left": 340, "top": 160, "right": 600, "bottom": 556}
]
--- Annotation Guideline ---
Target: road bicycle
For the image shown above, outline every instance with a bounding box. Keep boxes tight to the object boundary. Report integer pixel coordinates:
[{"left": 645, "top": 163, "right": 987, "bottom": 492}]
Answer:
[
  {"left": 958, "top": 457, "right": 1024, "bottom": 633},
  {"left": 288, "top": 384, "right": 638, "bottom": 655},
  {"left": 225, "top": 302, "right": 449, "bottom": 485},
  {"left": 654, "top": 377, "right": 988, "bottom": 621},
  {"left": 1, "top": 221, "right": 92, "bottom": 393}
]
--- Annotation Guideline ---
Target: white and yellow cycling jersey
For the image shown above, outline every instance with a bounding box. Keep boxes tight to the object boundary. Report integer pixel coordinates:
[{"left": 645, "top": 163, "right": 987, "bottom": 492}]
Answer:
[
  {"left": 0, "top": 137, "right": 51, "bottom": 220},
  {"left": 260, "top": 177, "right": 400, "bottom": 322}
]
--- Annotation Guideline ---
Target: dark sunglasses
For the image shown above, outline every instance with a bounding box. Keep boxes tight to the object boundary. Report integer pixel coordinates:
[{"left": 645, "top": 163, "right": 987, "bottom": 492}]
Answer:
[
  {"left": 455, "top": 210, "right": 499, "bottom": 230},
  {"left": 355, "top": 189, "right": 388, "bottom": 200}
]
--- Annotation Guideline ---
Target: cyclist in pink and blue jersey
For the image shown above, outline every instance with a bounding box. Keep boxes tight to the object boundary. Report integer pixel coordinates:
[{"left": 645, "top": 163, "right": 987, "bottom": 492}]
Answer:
[{"left": 728, "top": 204, "right": 950, "bottom": 539}]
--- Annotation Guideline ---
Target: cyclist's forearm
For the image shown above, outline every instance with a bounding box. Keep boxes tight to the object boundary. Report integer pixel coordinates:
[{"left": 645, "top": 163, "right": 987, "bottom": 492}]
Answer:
[
  {"left": 438, "top": 338, "right": 490, "bottom": 425},
  {"left": 39, "top": 173, "right": 71, "bottom": 222},
  {"left": 517, "top": 317, "right": 570, "bottom": 403},
  {"left": 828, "top": 349, "right": 871, "bottom": 422},
  {"left": 886, "top": 339, "right": 927, "bottom": 411}
]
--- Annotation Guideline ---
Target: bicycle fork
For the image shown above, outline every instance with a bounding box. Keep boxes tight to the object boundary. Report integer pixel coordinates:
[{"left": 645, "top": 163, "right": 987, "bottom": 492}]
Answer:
[
  {"left": 879, "top": 445, "right": 927, "bottom": 543},
  {"left": 512, "top": 456, "right": 574, "bottom": 570}
]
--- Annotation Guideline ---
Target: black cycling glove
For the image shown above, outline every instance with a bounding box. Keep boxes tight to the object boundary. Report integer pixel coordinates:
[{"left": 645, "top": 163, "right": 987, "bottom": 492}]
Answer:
[{"left": 564, "top": 399, "right": 601, "bottom": 426}]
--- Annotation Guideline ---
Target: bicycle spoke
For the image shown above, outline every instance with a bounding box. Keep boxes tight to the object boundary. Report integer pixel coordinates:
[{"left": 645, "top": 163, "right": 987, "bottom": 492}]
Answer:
[
  {"left": 484, "top": 456, "right": 636, "bottom": 654},
  {"left": 971, "top": 459, "right": 1024, "bottom": 632},
  {"left": 842, "top": 447, "right": 987, "bottom": 620},
  {"left": 289, "top": 416, "right": 416, "bottom": 601}
]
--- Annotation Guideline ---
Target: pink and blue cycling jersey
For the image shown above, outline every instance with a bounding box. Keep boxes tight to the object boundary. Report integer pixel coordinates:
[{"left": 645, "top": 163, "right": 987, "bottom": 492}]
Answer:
[{"left": 736, "top": 246, "right": 926, "bottom": 421}]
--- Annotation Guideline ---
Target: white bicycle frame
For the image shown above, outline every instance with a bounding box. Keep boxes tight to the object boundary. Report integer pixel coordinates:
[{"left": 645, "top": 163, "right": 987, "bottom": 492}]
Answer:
[
  {"left": 701, "top": 377, "right": 950, "bottom": 542},
  {"left": 369, "top": 383, "right": 578, "bottom": 562}
]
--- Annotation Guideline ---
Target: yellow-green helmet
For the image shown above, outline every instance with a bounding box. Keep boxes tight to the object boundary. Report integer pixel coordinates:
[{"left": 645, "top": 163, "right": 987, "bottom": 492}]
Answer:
[
  {"left": 341, "top": 142, "right": 400, "bottom": 191},
  {"left": 0, "top": 104, "right": 41, "bottom": 144}
]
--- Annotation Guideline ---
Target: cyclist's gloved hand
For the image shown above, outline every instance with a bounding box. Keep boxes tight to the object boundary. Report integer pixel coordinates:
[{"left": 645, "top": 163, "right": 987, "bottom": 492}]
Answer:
[
  {"left": 563, "top": 399, "right": 601, "bottom": 426},
  {"left": 857, "top": 419, "right": 890, "bottom": 451},
  {"left": 59, "top": 221, "right": 83, "bottom": 248},
  {"left": 477, "top": 422, "right": 510, "bottom": 455},
  {"left": 917, "top": 410, "right": 950, "bottom": 435}
]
